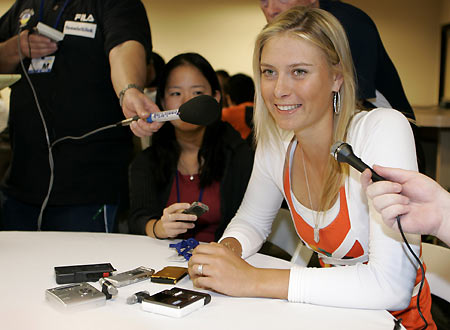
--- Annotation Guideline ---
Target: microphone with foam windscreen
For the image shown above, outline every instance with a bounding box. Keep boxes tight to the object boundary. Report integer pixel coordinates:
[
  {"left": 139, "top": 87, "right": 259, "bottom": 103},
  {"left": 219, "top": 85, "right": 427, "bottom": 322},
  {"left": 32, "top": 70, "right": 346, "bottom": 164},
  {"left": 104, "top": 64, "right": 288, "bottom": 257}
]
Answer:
[
  {"left": 118, "top": 95, "right": 220, "bottom": 127},
  {"left": 330, "top": 141, "right": 385, "bottom": 182}
]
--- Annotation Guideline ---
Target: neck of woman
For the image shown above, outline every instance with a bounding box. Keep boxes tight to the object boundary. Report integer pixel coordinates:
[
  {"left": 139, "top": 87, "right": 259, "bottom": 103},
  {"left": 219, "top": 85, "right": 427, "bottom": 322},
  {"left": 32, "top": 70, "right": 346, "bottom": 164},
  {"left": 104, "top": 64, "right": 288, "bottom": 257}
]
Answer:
[
  {"left": 176, "top": 127, "right": 205, "bottom": 152},
  {"left": 176, "top": 128, "right": 204, "bottom": 176},
  {"left": 295, "top": 127, "right": 333, "bottom": 168}
]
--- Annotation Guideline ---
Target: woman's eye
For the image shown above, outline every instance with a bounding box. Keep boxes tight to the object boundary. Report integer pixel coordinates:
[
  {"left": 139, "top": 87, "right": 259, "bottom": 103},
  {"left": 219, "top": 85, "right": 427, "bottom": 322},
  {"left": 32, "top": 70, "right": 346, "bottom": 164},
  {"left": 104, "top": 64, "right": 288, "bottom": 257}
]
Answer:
[
  {"left": 193, "top": 90, "right": 204, "bottom": 95},
  {"left": 261, "top": 69, "right": 275, "bottom": 77},
  {"left": 168, "top": 91, "right": 180, "bottom": 97},
  {"left": 293, "top": 69, "right": 307, "bottom": 77}
]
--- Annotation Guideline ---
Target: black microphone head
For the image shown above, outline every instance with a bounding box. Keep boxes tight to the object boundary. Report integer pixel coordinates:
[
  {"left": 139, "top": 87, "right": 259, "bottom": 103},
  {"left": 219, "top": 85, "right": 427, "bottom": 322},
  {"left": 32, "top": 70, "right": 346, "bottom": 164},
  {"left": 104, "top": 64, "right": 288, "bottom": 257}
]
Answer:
[
  {"left": 330, "top": 141, "right": 353, "bottom": 163},
  {"left": 178, "top": 95, "right": 221, "bottom": 126},
  {"left": 330, "top": 141, "right": 385, "bottom": 181}
]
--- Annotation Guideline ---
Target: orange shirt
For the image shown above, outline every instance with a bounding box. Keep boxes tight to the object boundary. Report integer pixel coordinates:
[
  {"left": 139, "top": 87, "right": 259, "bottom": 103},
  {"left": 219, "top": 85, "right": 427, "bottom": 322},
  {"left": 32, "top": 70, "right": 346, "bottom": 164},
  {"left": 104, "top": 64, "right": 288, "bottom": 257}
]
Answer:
[{"left": 222, "top": 102, "right": 253, "bottom": 140}]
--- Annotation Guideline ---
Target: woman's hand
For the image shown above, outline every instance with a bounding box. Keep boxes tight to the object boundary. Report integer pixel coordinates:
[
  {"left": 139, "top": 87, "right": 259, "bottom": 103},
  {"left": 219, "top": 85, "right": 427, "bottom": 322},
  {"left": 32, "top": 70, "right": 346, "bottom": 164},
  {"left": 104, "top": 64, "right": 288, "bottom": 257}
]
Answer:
[
  {"left": 145, "top": 203, "right": 197, "bottom": 239},
  {"left": 188, "top": 242, "right": 257, "bottom": 296}
]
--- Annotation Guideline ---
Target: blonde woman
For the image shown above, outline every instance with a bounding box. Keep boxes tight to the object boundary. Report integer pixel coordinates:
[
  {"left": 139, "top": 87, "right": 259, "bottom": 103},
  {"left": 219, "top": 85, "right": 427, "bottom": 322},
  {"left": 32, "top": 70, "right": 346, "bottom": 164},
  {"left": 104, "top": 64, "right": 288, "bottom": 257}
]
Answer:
[{"left": 188, "top": 7, "right": 435, "bottom": 330}]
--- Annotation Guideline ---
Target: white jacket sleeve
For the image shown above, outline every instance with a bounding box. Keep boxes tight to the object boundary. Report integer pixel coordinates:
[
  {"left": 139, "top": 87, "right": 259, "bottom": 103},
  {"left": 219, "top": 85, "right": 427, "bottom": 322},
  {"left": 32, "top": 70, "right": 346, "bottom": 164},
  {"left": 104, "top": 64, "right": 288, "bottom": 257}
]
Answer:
[{"left": 220, "top": 142, "right": 286, "bottom": 258}]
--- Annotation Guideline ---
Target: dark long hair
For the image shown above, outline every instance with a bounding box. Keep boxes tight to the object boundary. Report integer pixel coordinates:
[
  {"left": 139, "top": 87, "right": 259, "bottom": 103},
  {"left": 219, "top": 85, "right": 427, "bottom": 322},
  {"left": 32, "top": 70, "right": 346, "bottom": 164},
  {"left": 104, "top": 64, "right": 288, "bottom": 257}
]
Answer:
[{"left": 151, "top": 53, "right": 225, "bottom": 188}]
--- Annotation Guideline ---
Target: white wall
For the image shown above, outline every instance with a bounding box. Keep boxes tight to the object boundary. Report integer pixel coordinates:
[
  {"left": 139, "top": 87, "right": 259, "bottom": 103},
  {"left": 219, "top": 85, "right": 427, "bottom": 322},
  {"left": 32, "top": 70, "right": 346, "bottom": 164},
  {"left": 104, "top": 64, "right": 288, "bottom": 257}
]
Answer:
[
  {"left": 346, "top": 0, "right": 444, "bottom": 106},
  {"left": 441, "top": 0, "right": 450, "bottom": 100},
  {"left": 0, "top": 1, "right": 13, "bottom": 17},
  {"left": 143, "top": 0, "right": 265, "bottom": 77}
]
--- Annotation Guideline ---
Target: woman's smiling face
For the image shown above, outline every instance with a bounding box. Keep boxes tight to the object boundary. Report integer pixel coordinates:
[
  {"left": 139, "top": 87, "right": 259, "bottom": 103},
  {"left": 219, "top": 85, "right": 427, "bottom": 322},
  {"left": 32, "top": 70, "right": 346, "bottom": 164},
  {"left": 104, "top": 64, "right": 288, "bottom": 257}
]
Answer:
[{"left": 260, "top": 33, "right": 342, "bottom": 135}]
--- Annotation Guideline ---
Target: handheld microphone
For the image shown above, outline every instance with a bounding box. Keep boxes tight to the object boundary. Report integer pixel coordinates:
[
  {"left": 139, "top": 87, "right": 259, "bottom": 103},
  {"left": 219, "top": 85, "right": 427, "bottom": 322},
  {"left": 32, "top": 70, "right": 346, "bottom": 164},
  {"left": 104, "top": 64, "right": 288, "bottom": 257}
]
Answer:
[
  {"left": 330, "top": 141, "right": 385, "bottom": 182},
  {"left": 118, "top": 95, "right": 220, "bottom": 127}
]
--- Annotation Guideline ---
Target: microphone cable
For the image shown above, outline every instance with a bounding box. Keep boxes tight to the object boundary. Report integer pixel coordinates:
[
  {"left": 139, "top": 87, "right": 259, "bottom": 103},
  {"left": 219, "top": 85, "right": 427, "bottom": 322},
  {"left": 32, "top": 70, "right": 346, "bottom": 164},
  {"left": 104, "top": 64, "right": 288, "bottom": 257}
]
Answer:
[
  {"left": 16, "top": 29, "right": 127, "bottom": 231},
  {"left": 396, "top": 215, "right": 428, "bottom": 330}
]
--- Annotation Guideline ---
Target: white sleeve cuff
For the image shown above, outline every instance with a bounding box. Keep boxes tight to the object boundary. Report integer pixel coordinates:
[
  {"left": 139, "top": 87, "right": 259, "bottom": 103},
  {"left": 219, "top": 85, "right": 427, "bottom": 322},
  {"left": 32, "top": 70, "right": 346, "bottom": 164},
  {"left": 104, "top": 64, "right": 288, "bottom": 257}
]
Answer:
[
  {"left": 288, "top": 265, "right": 305, "bottom": 303},
  {"left": 219, "top": 231, "right": 261, "bottom": 259}
]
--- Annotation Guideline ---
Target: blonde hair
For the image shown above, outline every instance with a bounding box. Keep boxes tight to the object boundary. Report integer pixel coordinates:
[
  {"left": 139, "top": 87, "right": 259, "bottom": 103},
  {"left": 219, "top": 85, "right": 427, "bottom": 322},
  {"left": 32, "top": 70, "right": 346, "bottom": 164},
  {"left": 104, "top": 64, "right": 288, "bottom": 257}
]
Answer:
[{"left": 253, "top": 6, "right": 357, "bottom": 211}]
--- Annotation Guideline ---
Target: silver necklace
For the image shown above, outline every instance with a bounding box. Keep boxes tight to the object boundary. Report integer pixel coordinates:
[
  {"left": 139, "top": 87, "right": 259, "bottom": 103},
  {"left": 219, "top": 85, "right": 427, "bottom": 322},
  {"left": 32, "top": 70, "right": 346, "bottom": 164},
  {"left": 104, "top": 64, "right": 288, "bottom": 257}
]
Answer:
[
  {"left": 301, "top": 147, "right": 320, "bottom": 243},
  {"left": 178, "top": 156, "right": 196, "bottom": 181}
]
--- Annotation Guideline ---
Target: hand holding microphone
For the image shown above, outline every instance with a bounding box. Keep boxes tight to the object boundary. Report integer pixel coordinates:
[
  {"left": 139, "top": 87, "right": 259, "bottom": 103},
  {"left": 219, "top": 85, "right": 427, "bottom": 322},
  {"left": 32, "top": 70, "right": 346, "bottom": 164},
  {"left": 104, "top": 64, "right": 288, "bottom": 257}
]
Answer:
[
  {"left": 119, "top": 94, "right": 221, "bottom": 128},
  {"left": 120, "top": 87, "right": 163, "bottom": 137},
  {"left": 18, "top": 29, "right": 58, "bottom": 59},
  {"left": 361, "top": 165, "right": 450, "bottom": 244},
  {"left": 330, "top": 141, "right": 385, "bottom": 182},
  {"left": 331, "top": 141, "right": 450, "bottom": 243}
]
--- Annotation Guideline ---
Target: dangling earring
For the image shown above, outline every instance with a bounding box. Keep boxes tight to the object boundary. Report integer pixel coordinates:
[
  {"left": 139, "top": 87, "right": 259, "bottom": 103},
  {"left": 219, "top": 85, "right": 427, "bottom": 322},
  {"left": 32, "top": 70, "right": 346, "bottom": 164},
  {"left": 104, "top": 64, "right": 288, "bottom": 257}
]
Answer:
[{"left": 333, "top": 91, "right": 341, "bottom": 115}]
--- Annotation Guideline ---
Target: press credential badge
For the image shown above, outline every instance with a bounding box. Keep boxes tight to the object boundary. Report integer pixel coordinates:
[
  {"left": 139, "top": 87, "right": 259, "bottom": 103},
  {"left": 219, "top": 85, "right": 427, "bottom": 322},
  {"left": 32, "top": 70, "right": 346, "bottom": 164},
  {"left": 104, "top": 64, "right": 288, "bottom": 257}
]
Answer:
[{"left": 28, "top": 56, "right": 55, "bottom": 73}]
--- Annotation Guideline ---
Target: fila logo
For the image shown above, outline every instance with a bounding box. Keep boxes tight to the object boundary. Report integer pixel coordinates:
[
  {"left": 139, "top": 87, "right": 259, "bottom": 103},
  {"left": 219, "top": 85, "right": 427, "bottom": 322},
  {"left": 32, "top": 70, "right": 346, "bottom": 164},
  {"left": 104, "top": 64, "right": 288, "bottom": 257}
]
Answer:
[{"left": 74, "top": 13, "right": 95, "bottom": 22}]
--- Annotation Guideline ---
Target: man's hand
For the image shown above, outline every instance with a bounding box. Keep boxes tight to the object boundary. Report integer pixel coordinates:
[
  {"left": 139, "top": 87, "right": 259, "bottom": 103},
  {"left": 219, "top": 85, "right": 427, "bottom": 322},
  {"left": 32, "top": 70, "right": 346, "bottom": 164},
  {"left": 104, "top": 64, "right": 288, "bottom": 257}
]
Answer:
[
  {"left": 121, "top": 87, "right": 163, "bottom": 137},
  {"left": 109, "top": 40, "right": 163, "bottom": 137},
  {"left": 361, "top": 165, "right": 449, "bottom": 244},
  {"left": 0, "top": 30, "right": 57, "bottom": 73},
  {"left": 19, "top": 30, "right": 58, "bottom": 58}
]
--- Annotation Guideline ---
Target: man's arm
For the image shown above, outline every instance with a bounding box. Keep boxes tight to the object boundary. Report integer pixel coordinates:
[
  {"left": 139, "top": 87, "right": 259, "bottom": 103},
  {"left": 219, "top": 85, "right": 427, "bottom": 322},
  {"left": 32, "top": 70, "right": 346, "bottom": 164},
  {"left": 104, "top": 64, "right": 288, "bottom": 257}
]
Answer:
[
  {"left": 0, "top": 30, "right": 57, "bottom": 73},
  {"left": 109, "top": 40, "right": 162, "bottom": 137}
]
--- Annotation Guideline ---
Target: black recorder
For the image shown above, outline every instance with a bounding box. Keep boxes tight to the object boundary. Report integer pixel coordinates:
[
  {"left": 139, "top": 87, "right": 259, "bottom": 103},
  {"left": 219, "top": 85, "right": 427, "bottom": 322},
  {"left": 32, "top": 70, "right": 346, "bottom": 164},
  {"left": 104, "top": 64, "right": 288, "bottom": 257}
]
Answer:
[
  {"left": 54, "top": 263, "right": 116, "bottom": 284},
  {"left": 177, "top": 202, "right": 209, "bottom": 223}
]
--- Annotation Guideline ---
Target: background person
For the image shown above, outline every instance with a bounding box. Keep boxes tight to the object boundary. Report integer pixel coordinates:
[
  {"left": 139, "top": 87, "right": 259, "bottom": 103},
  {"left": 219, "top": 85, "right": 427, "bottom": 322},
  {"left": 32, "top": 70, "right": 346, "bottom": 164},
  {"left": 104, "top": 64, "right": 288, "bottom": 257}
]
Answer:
[
  {"left": 361, "top": 165, "right": 450, "bottom": 246},
  {"left": 188, "top": 7, "right": 435, "bottom": 329},
  {"left": 221, "top": 73, "right": 255, "bottom": 144},
  {"left": 128, "top": 53, "right": 254, "bottom": 242},
  {"left": 0, "top": 0, "right": 161, "bottom": 231}
]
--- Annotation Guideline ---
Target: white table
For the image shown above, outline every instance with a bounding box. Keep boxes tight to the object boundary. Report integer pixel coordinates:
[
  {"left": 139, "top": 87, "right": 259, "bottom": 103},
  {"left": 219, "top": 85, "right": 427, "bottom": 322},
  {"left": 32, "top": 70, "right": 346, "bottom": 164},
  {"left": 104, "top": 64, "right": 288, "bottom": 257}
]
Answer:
[{"left": 0, "top": 231, "right": 401, "bottom": 330}]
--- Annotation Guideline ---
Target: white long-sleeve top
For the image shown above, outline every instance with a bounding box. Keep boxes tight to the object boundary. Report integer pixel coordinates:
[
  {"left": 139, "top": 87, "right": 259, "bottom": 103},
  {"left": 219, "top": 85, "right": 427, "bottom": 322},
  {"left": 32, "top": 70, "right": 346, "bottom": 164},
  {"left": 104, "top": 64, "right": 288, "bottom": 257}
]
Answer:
[{"left": 221, "top": 108, "right": 421, "bottom": 310}]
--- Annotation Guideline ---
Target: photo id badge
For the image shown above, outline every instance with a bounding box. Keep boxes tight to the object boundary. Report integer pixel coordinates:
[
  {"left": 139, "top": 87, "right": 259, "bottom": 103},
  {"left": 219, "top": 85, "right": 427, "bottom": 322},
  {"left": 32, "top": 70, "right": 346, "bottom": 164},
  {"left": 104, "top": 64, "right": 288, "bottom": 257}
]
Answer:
[{"left": 28, "top": 56, "right": 55, "bottom": 74}]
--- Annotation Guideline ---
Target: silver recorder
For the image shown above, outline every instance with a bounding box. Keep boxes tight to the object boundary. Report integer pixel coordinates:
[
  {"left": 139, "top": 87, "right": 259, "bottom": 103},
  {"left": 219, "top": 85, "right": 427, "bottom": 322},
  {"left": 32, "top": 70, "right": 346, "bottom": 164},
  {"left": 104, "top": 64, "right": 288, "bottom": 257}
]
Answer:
[
  {"left": 45, "top": 283, "right": 106, "bottom": 310},
  {"left": 99, "top": 266, "right": 154, "bottom": 288}
]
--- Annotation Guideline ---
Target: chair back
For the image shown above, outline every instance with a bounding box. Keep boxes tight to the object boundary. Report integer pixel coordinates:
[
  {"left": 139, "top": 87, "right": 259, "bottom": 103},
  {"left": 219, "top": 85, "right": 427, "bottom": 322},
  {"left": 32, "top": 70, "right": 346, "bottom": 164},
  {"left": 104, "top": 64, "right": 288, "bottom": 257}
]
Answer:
[
  {"left": 422, "top": 242, "right": 450, "bottom": 302},
  {"left": 266, "top": 208, "right": 313, "bottom": 266}
]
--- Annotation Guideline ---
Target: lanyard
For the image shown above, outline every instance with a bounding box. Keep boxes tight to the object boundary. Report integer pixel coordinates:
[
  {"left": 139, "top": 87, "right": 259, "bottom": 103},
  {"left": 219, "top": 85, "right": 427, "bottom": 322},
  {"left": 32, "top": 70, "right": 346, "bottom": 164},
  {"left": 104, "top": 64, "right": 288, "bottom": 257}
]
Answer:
[
  {"left": 39, "top": 0, "right": 71, "bottom": 28},
  {"left": 175, "top": 171, "right": 204, "bottom": 203}
]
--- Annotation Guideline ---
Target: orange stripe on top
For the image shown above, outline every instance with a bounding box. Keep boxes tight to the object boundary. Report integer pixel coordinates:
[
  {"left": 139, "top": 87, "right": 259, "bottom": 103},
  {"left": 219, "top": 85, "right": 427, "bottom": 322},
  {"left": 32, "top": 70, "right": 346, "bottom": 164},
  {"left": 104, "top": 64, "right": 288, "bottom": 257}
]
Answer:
[{"left": 282, "top": 140, "right": 363, "bottom": 260}]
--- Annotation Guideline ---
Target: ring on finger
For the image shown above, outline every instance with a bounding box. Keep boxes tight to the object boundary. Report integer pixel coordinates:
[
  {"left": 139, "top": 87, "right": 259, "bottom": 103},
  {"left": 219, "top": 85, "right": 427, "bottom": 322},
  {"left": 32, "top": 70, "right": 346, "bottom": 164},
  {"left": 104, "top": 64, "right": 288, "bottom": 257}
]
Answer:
[{"left": 197, "top": 264, "right": 203, "bottom": 276}]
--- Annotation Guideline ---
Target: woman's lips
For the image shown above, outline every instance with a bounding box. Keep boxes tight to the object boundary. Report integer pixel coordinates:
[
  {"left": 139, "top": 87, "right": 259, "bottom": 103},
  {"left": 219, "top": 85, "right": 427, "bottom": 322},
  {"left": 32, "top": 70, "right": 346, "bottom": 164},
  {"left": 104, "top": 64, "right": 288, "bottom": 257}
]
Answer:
[{"left": 276, "top": 104, "right": 302, "bottom": 111}]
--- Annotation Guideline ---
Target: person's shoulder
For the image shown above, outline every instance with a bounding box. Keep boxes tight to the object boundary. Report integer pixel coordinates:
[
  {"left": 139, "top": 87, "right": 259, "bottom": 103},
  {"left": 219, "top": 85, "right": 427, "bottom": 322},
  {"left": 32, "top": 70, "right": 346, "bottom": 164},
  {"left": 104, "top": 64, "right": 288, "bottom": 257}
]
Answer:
[
  {"left": 363, "top": 107, "right": 408, "bottom": 120},
  {"left": 221, "top": 105, "right": 237, "bottom": 119},
  {"left": 350, "top": 108, "right": 412, "bottom": 137},
  {"left": 322, "top": 0, "right": 377, "bottom": 31},
  {"left": 221, "top": 122, "right": 253, "bottom": 154},
  {"left": 324, "top": 0, "right": 373, "bottom": 21},
  {"left": 222, "top": 121, "right": 243, "bottom": 143}
]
